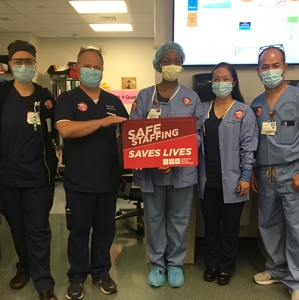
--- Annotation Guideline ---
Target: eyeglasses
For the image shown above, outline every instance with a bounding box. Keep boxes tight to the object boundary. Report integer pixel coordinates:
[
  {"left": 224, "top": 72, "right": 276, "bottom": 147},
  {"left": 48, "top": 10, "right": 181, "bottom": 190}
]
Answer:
[
  {"left": 258, "top": 44, "right": 284, "bottom": 56},
  {"left": 80, "top": 46, "right": 101, "bottom": 51},
  {"left": 10, "top": 58, "right": 36, "bottom": 66},
  {"left": 160, "top": 58, "right": 182, "bottom": 66},
  {"left": 79, "top": 46, "right": 102, "bottom": 55}
]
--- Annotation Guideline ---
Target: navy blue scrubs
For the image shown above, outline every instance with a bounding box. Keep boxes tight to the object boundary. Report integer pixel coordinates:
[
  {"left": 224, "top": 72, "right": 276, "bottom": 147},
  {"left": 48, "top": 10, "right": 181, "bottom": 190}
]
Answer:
[
  {"left": 55, "top": 87, "right": 128, "bottom": 283},
  {"left": 0, "top": 86, "right": 55, "bottom": 292}
]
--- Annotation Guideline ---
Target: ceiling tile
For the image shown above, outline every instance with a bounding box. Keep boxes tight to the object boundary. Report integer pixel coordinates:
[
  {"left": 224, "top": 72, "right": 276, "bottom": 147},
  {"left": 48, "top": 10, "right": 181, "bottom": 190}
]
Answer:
[
  {"left": 26, "top": 13, "right": 85, "bottom": 24},
  {"left": 132, "top": 12, "right": 154, "bottom": 23},
  {"left": 0, "top": 13, "right": 35, "bottom": 23},
  {"left": 0, "top": 23, "right": 48, "bottom": 31},
  {"left": 0, "top": 1, "right": 19, "bottom": 13},
  {"left": 3, "top": 1, "right": 76, "bottom": 14},
  {"left": 31, "top": 31, "right": 58, "bottom": 38},
  {"left": 41, "top": 23, "right": 92, "bottom": 32},
  {"left": 54, "top": 31, "right": 98, "bottom": 38},
  {"left": 127, "top": 0, "right": 154, "bottom": 12},
  {"left": 0, "top": 0, "right": 154, "bottom": 38}
]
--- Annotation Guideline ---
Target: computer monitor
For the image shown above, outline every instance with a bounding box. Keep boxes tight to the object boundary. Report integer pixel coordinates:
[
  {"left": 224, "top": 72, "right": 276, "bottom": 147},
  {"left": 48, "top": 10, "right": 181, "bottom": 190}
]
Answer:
[
  {"left": 285, "top": 80, "right": 299, "bottom": 87},
  {"left": 192, "top": 73, "right": 214, "bottom": 103}
]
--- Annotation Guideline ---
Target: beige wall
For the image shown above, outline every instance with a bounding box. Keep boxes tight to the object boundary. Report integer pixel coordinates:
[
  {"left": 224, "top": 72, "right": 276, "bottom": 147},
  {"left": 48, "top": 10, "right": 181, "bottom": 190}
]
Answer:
[
  {"left": 0, "top": 34, "right": 156, "bottom": 91},
  {"left": 37, "top": 37, "right": 155, "bottom": 90}
]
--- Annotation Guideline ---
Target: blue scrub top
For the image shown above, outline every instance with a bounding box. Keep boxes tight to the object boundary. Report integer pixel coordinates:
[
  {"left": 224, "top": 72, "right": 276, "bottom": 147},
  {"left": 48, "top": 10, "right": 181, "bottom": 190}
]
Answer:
[
  {"left": 130, "top": 84, "right": 203, "bottom": 193},
  {"left": 198, "top": 100, "right": 259, "bottom": 203},
  {"left": 251, "top": 85, "right": 299, "bottom": 166}
]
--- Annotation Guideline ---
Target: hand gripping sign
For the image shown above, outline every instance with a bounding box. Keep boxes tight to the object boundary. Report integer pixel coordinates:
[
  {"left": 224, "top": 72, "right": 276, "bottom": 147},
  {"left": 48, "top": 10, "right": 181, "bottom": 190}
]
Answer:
[{"left": 122, "top": 117, "right": 198, "bottom": 169}]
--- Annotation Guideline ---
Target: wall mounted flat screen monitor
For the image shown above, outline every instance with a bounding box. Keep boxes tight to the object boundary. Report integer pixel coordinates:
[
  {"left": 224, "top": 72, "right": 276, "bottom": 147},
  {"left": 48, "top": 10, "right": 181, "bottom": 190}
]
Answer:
[
  {"left": 285, "top": 79, "right": 299, "bottom": 87},
  {"left": 173, "top": 0, "right": 299, "bottom": 65}
]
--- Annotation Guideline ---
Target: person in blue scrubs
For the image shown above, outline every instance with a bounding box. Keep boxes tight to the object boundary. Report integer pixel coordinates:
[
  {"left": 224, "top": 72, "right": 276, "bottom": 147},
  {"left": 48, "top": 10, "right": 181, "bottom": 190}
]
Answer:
[
  {"left": 251, "top": 45, "right": 299, "bottom": 300},
  {"left": 0, "top": 40, "right": 58, "bottom": 300},
  {"left": 55, "top": 46, "right": 128, "bottom": 300},
  {"left": 198, "top": 62, "right": 258, "bottom": 286},
  {"left": 130, "top": 42, "right": 203, "bottom": 288}
]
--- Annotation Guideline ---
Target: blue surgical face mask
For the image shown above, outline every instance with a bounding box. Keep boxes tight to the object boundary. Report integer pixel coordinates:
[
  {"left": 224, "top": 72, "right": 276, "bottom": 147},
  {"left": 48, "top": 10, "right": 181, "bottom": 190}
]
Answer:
[
  {"left": 79, "top": 67, "right": 102, "bottom": 88},
  {"left": 13, "top": 65, "right": 35, "bottom": 84},
  {"left": 259, "top": 69, "right": 283, "bottom": 89},
  {"left": 212, "top": 82, "right": 233, "bottom": 98}
]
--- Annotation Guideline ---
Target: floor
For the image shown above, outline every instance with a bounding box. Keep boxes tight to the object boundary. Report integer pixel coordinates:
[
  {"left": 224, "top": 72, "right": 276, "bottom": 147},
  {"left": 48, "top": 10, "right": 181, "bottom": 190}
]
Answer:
[{"left": 0, "top": 182, "right": 291, "bottom": 300}]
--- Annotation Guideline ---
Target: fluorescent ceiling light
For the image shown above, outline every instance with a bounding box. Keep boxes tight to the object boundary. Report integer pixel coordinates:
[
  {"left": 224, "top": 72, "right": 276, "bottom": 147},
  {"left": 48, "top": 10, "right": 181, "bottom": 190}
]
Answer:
[
  {"left": 90, "top": 23, "right": 132, "bottom": 31},
  {"left": 69, "top": 1, "right": 127, "bottom": 13}
]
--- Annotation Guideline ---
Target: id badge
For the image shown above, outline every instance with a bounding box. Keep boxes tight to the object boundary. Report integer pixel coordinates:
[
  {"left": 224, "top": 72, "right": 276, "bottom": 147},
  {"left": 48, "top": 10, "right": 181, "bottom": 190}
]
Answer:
[
  {"left": 27, "top": 112, "right": 41, "bottom": 125},
  {"left": 261, "top": 121, "right": 276, "bottom": 135},
  {"left": 147, "top": 108, "right": 162, "bottom": 119}
]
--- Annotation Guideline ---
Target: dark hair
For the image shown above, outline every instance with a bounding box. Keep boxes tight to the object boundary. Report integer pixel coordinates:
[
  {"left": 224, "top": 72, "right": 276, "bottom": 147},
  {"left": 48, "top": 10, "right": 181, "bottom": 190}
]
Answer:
[
  {"left": 211, "top": 62, "right": 244, "bottom": 103},
  {"left": 7, "top": 40, "right": 36, "bottom": 60},
  {"left": 258, "top": 47, "right": 285, "bottom": 66}
]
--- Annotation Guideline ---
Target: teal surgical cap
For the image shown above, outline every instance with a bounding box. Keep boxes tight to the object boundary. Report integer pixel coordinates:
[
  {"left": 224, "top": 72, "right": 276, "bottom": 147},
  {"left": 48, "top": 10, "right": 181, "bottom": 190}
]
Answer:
[{"left": 153, "top": 42, "right": 185, "bottom": 72}]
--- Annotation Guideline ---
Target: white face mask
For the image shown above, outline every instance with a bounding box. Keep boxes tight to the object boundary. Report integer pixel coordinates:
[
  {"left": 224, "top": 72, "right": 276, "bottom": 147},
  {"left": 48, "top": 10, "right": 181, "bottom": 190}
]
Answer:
[{"left": 161, "top": 64, "right": 182, "bottom": 82}]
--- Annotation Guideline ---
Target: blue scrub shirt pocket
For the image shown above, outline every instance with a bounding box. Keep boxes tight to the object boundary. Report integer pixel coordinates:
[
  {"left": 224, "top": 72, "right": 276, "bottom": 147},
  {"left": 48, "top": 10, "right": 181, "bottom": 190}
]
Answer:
[
  {"left": 277, "top": 125, "right": 296, "bottom": 144},
  {"left": 177, "top": 104, "right": 194, "bottom": 117},
  {"left": 177, "top": 166, "right": 197, "bottom": 184},
  {"left": 231, "top": 151, "right": 241, "bottom": 171}
]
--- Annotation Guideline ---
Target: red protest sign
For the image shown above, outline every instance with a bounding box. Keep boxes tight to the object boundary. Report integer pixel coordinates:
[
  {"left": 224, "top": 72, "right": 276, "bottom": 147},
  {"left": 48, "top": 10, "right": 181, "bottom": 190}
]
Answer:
[{"left": 122, "top": 117, "right": 198, "bottom": 169}]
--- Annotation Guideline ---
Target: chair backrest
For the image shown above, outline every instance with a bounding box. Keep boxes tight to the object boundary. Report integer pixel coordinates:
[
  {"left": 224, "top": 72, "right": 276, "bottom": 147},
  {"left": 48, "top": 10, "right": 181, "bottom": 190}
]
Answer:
[
  {"left": 118, "top": 174, "right": 142, "bottom": 201},
  {"left": 193, "top": 73, "right": 214, "bottom": 103}
]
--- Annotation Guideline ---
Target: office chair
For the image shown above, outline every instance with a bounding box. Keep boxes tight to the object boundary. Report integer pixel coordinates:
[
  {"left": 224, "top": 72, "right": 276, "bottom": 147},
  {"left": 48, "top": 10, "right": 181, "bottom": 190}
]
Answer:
[
  {"left": 116, "top": 174, "right": 144, "bottom": 235},
  {"left": 192, "top": 73, "right": 214, "bottom": 102}
]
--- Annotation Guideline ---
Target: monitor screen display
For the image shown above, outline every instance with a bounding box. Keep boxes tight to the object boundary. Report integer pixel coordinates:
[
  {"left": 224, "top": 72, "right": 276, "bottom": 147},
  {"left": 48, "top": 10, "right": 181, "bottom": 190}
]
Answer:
[
  {"left": 173, "top": 0, "right": 299, "bottom": 65},
  {"left": 285, "top": 79, "right": 299, "bottom": 86}
]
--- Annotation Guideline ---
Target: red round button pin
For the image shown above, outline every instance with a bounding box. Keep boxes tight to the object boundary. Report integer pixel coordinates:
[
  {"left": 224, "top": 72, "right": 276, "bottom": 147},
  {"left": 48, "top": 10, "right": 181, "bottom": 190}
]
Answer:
[
  {"left": 131, "top": 101, "right": 138, "bottom": 110},
  {"left": 234, "top": 110, "right": 244, "bottom": 118},
  {"left": 77, "top": 102, "right": 88, "bottom": 111},
  {"left": 183, "top": 97, "right": 191, "bottom": 106},
  {"left": 256, "top": 106, "right": 263, "bottom": 116},
  {"left": 44, "top": 100, "right": 53, "bottom": 110}
]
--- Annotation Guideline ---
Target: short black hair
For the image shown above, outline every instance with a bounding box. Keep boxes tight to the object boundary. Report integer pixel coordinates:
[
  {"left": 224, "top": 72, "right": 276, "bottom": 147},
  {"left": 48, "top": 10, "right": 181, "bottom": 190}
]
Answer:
[
  {"left": 258, "top": 48, "right": 285, "bottom": 66},
  {"left": 7, "top": 40, "right": 36, "bottom": 60},
  {"left": 211, "top": 62, "right": 244, "bottom": 103}
]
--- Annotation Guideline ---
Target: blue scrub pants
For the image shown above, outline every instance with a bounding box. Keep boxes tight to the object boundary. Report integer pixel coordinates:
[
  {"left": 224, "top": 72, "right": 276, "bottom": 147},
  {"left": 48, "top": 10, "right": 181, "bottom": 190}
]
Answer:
[
  {"left": 0, "top": 184, "right": 55, "bottom": 292},
  {"left": 257, "top": 160, "right": 299, "bottom": 290},
  {"left": 65, "top": 188, "right": 117, "bottom": 284},
  {"left": 142, "top": 184, "right": 194, "bottom": 272}
]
